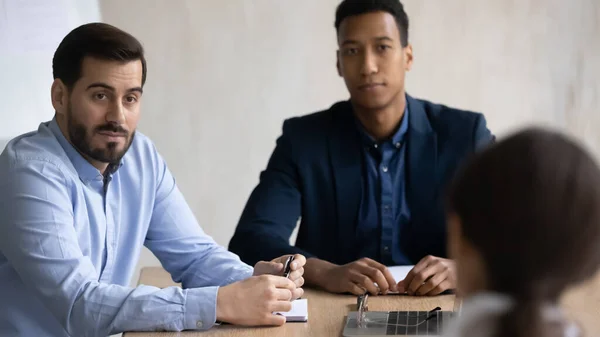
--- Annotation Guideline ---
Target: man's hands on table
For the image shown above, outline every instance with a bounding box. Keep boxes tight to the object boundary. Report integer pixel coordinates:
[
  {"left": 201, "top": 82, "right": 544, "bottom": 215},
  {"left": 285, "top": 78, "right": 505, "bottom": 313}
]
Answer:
[{"left": 304, "top": 255, "right": 456, "bottom": 296}]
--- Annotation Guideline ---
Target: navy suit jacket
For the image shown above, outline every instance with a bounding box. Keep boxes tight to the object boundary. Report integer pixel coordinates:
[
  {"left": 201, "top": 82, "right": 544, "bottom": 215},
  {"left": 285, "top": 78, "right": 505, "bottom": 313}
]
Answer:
[{"left": 229, "top": 95, "right": 494, "bottom": 266}]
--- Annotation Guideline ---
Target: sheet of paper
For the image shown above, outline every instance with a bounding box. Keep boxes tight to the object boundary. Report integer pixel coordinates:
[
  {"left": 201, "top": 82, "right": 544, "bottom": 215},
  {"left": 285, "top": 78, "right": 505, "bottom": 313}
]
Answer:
[
  {"left": 388, "top": 265, "right": 414, "bottom": 283},
  {"left": 373, "top": 265, "right": 414, "bottom": 294},
  {"left": 275, "top": 298, "right": 308, "bottom": 322}
]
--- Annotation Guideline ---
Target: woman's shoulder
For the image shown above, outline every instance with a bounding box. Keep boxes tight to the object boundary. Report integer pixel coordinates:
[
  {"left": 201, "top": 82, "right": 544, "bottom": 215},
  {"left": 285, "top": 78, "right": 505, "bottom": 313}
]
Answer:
[{"left": 443, "top": 292, "right": 582, "bottom": 337}]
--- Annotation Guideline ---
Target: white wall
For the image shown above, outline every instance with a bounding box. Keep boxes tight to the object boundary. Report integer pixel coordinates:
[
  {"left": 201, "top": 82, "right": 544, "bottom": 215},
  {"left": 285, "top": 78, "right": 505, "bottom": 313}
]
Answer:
[
  {"left": 98, "top": 0, "right": 599, "bottom": 287},
  {"left": 0, "top": 0, "right": 101, "bottom": 141},
  {"left": 402, "top": 0, "right": 600, "bottom": 155}
]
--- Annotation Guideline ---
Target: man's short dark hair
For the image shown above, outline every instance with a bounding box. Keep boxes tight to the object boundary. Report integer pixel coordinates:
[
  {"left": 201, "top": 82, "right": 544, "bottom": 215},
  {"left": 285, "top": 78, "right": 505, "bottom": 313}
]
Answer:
[
  {"left": 335, "top": 0, "right": 409, "bottom": 47},
  {"left": 52, "top": 22, "right": 147, "bottom": 89}
]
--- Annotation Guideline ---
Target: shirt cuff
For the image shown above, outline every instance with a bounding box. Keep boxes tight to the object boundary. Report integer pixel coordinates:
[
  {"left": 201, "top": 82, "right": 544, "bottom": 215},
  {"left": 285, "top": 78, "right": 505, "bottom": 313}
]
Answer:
[{"left": 183, "top": 286, "right": 219, "bottom": 331}]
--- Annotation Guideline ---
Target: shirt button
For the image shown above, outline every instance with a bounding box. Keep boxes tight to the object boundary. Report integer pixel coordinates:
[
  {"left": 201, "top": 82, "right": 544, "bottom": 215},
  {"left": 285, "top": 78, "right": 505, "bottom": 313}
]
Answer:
[
  {"left": 383, "top": 205, "right": 391, "bottom": 212},
  {"left": 382, "top": 166, "right": 388, "bottom": 172},
  {"left": 374, "top": 144, "right": 379, "bottom": 149},
  {"left": 383, "top": 246, "right": 390, "bottom": 252},
  {"left": 196, "top": 321, "right": 203, "bottom": 328},
  {"left": 395, "top": 142, "right": 402, "bottom": 148}
]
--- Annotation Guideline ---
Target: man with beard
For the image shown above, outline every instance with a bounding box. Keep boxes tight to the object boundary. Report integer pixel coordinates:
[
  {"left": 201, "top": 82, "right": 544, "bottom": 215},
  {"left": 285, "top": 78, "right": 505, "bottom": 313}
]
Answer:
[{"left": 0, "top": 23, "right": 305, "bottom": 337}]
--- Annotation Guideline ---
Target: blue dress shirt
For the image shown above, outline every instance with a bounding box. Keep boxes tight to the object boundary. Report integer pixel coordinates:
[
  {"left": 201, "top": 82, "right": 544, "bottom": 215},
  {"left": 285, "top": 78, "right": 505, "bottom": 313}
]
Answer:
[
  {"left": 0, "top": 118, "right": 254, "bottom": 336},
  {"left": 355, "top": 106, "right": 411, "bottom": 265}
]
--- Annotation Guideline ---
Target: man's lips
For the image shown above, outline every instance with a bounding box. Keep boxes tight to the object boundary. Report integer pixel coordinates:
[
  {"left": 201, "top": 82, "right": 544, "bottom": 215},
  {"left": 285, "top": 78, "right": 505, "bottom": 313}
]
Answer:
[
  {"left": 97, "top": 131, "right": 127, "bottom": 141},
  {"left": 98, "top": 131, "right": 126, "bottom": 137},
  {"left": 358, "top": 83, "right": 385, "bottom": 90}
]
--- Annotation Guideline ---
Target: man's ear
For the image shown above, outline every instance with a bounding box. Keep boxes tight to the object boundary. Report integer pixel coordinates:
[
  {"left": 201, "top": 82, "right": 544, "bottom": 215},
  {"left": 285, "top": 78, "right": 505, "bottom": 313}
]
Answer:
[
  {"left": 403, "top": 44, "right": 413, "bottom": 72},
  {"left": 336, "top": 50, "right": 342, "bottom": 77},
  {"left": 51, "top": 79, "right": 68, "bottom": 115}
]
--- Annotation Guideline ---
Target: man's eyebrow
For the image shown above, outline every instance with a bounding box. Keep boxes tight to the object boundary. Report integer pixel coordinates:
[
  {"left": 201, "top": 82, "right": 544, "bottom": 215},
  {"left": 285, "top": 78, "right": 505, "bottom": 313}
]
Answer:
[
  {"left": 86, "top": 83, "right": 115, "bottom": 91},
  {"left": 340, "top": 36, "right": 394, "bottom": 46},
  {"left": 86, "top": 83, "right": 143, "bottom": 94},
  {"left": 127, "top": 87, "right": 143, "bottom": 94},
  {"left": 374, "top": 36, "right": 394, "bottom": 42},
  {"left": 341, "top": 39, "right": 360, "bottom": 46}
]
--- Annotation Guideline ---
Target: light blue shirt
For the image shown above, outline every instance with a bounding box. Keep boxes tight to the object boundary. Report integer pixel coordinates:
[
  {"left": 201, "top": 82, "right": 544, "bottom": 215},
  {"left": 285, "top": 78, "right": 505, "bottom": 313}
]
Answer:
[{"left": 0, "top": 118, "right": 254, "bottom": 336}]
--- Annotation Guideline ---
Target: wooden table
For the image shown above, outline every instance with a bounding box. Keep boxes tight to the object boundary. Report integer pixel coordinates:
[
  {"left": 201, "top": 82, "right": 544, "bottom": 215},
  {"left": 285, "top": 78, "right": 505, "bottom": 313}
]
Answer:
[
  {"left": 124, "top": 267, "right": 455, "bottom": 337},
  {"left": 124, "top": 267, "right": 600, "bottom": 336}
]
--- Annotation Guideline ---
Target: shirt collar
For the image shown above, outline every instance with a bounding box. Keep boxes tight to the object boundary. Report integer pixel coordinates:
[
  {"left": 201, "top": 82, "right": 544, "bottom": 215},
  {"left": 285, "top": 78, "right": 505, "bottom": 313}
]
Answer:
[
  {"left": 355, "top": 103, "right": 410, "bottom": 149},
  {"left": 48, "top": 117, "right": 124, "bottom": 183}
]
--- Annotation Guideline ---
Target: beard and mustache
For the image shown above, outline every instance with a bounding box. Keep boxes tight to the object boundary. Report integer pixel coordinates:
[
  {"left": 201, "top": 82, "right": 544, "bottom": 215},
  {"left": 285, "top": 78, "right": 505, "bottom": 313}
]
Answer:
[{"left": 66, "top": 104, "right": 135, "bottom": 165}]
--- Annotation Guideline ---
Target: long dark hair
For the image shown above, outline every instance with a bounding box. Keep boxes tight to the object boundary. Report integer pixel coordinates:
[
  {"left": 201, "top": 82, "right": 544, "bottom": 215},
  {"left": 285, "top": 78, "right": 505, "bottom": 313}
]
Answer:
[{"left": 448, "top": 127, "right": 600, "bottom": 337}]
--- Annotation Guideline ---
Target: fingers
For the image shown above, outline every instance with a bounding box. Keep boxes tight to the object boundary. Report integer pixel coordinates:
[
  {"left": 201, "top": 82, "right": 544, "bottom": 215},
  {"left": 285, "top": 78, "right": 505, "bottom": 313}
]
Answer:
[
  {"left": 291, "top": 287, "right": 304, "bottom": 300},
  {"left": 354, "top": 264, "right": 389, "bottom": 294},
  {"left": 290, "top": 254, "right": 306, "bottom": 270},
  {"left": 407, "top": 265, "right": 435, "bottom": 295},
  {"left": 408, "top": 262, "right": 445, "bottom": 295},
  {"left": 349, "top": 269, "right": 379, "bottom": 295},
  {"left": 348, "top": 282, "right": 367, "bottom": 296},
  {"left": 258, "top": 274, "right": 296, "bottom": 291},
  {"left": 401, "top": 256, "right": 432, "bottom": 294},
  {"left": 254, "top": 261, "right": 284, "bottom": 276},
  {"left": 272, "top": 288, "right": 294, "bottom": 301},
  {"left": 396, "top": 279, "right": 406, "bottom": 293},
  {"left": 415, "top": 266, "right": 449, "bottom": 295},
  {"left": 263, "top": 314, "right": 287, "bottom": 326},
  {"left": 380, "top": 268, "right": 398, "bottom": 292},
  {"left": 428, "top": 280, "right": 452, "bottom": 296},
  {"left": 272, "top": 254, "right": 306, "bottom": 271},
  {"left": 405, "top": 256, "right": 452, "bottom": 295},
  {"left": 269, "top": 298, "right": 292, "bottom": 315},
  {"left": 361, "top": 258, "right": 397, "bottom": 293},
  {"left": 255, "top": 253, "right": 307, "bottom": 278},
  {"left": 288, "top": 267, "right": 304, "bottom": 283},
  {"left": 263, "top": 274, "right": 297, "bottom": 290},
  {"left": 267, "top": 261, "right": 284, "bottom": 274},
  {"left": 376, "top": 265, "right": 398, "bottom": 292},
  {"left": 270, "top": 300, "right": 292, "bottom": 312},
  {"left": 292, "top": 275, "right": 305, "bottom": 288},
  {"left": 261, "top": 273, "right": 304, "bottom": 301}
]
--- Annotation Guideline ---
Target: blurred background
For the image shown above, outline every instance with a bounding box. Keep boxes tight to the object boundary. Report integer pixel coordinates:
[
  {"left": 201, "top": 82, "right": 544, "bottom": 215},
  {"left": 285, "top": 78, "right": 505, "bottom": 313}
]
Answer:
[{"left": 1, "top": 0, "right": 599, "bottom": 288}]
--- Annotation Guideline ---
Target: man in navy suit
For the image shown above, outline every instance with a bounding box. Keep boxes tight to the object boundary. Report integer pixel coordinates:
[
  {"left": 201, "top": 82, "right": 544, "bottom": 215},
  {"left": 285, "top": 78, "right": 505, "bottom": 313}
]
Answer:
[{"left": 229, "top": 0, "right": 494, "bottom": 296}]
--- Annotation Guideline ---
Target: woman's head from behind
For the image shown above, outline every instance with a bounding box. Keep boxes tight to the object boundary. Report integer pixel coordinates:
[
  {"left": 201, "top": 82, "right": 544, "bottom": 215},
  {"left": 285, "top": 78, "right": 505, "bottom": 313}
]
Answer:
[{"left": 447, "top": 127, "right": 600, "bottom": 335}]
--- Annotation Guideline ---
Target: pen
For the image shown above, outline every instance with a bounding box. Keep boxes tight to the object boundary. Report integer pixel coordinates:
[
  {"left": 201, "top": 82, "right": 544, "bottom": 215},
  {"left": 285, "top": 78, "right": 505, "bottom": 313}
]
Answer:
[
  {"left": 283, "top": 255, "right": 302, "bottom": 300},
  {"left": 283, "top": 255, "right": 294, "bottom": 278}
]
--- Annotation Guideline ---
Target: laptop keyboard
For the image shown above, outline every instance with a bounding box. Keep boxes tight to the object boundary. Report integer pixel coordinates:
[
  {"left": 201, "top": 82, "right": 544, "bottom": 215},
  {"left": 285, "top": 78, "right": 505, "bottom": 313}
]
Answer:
[{"left": 384, "top": 311, "right": 445, "bottom": 335}]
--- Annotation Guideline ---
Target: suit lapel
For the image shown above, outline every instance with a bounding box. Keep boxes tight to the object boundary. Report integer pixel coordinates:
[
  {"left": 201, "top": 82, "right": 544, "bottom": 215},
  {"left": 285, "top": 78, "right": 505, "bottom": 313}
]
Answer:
[
  {"left": 328, "top": 101, "right": 362, "bottom": 262},
  {"left": 406, "top": 95, "right": 438, "bottom": 215}
]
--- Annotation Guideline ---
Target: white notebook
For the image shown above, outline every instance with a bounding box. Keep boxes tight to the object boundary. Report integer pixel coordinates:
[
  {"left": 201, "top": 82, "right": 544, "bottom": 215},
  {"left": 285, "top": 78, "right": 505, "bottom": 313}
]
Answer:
[{"left": 275, "top": 298, "right": 308, "bottom": 322}]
